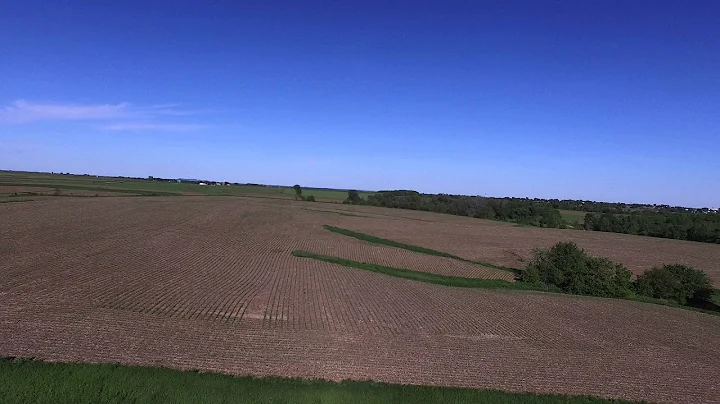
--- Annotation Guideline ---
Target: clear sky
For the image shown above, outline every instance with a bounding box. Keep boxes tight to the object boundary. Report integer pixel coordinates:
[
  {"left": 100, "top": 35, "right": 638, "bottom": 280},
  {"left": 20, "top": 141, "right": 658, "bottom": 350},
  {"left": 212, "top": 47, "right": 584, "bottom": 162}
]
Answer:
[{"left": 1, "top": 1, "right": 718, "bottom": 207}]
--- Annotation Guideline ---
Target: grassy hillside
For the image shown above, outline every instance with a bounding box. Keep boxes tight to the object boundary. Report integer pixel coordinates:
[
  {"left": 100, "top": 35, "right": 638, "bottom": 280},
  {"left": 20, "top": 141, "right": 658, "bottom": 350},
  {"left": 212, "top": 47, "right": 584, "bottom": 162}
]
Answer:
[
  {"left": 0, "top": 171, "right": 369, "bottom": 202},
  {"left": 0, "top": 358, "right": 638, "bottom": 404},
  {"left": 560, "top": 210, "right": 586, "bottom": 225}
]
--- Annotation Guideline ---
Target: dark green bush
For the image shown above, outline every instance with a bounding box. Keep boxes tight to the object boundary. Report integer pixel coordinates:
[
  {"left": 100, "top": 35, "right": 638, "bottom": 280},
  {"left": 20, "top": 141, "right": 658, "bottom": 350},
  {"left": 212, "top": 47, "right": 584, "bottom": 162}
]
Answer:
[
  {"left": 344, "top": 190, "right": 365, "bottom": 205},
  {"left": 304, "top": 195, "right": 316, "bottom": 202},
  {"left": 521, "top": 242, "right": 633, "bottom": 298},
  {"left": 635, "top": 264, "right": 713, "bottom": 305}
]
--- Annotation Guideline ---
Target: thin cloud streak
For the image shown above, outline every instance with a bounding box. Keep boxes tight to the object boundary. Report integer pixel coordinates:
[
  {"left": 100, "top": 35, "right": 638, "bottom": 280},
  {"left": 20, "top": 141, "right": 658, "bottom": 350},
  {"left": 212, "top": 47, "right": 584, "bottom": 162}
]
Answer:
[
  {"left": 100, "top": 123, "right": 206, "bottom": 132},
  {"left": 0, "top": 100, "right": 129, "bottom": 123},
  {"left": 0, "top": 100, "right": 204, "bottom": 124}
]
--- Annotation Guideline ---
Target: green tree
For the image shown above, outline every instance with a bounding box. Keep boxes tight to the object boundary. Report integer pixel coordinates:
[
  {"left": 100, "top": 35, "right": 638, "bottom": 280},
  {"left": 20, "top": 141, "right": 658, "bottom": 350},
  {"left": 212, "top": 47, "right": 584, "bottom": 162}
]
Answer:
[
  {"left": 584, "top": 213, "right": 598, "bottom": 230},
  {"left": 346, "top": 190, "right": 362, "bottom": 204},
  {"left": 635, "top": 264, "right": 714, "bottom": 304},
  {"left": 293, "top": 184, "right": 302, "bottom": 200},
  {"left": 521, "top": 242, "right": 633, "bottom": 298}
]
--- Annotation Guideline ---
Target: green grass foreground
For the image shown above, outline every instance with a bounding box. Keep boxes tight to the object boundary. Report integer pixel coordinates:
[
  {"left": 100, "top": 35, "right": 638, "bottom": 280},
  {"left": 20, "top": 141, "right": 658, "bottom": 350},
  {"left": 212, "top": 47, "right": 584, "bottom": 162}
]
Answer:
[
  {"left": 323, "top": 225, "right": 519, "bottom": 273},
  {"left": 0, "top": 358, "right": 639, "bottom": 404},
  {"left": 292, "top": 251, "right": 541, "bottom": 290}
]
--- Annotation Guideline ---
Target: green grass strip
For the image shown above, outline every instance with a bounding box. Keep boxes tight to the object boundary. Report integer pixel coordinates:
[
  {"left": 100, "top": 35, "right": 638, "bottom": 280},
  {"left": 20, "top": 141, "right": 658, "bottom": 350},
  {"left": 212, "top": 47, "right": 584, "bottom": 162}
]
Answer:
[
  {"left": 0, "top": 182, "right": 181, "bottom": 196},
  {"left": 0, "top": 358, "right": 639, "bottom": 404},
  {"left": 292, "top": 251, "right": 541, "bottom": 290},
  {"left": 323, "top": 225, "right": 519, "bottom": 273},
  {"left": 0, "top": 199, "right": 34, "bottom": 204},
  {"left": 293, "top": 251, "right": 720, "bottom": 316},
  {"left": 306, "top": 208, "right": 369, "bottom": 218}
]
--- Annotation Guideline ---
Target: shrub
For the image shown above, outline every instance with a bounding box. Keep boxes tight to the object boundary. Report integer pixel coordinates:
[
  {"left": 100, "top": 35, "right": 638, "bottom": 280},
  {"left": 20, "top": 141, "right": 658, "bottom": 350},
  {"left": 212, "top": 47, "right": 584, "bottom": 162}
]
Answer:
[
  {"left": 635, "top": 264, "right": 713, "bottom": 305},
  {"left": 345, "top": 190, "right": 363, "bottom": 204},
  {"left": 304, "top": 195, "right": 316, "bottom": 202},
  {"left": 521, "top": 242, "right": 633, "bottom": 298}
]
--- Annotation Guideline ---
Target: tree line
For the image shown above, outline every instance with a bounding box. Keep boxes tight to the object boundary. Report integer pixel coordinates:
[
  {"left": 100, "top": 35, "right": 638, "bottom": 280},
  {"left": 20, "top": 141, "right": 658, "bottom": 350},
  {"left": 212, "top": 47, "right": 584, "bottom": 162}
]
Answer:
[
  {"left": 547, "top": 199, "right": 716, "bottom": 215},
  {"left": 290, "top": 185, "right": 720, "bottom": 244},
  {"left": 584, "top": 211, "right": 720, "bottom": 243},
  {"left": 345, "top": 190, "right": 564, "bottom": 228}
]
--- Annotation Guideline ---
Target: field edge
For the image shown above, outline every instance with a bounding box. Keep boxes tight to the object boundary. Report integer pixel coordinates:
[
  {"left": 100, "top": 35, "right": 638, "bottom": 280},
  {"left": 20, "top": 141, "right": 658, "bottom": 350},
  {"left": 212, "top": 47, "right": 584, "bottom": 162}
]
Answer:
[{"left": 0, "top": 357, "right": 643, "bottom": 404}]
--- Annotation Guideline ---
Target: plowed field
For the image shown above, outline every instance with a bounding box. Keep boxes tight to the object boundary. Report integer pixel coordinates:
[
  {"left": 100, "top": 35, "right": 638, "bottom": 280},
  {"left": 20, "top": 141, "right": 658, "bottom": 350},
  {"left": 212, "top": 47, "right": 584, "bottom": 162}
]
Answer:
[
  {"left": 2, "top": 197, "right": 719, "bottom": 403},
  {"left": 316, "top": 205, "right": 720, "bottom": 284}
]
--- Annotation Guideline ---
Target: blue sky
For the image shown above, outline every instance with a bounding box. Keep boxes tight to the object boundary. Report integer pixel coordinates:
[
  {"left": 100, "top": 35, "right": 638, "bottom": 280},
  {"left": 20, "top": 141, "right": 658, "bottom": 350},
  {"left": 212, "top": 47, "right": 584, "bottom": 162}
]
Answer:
[{"left": 1, "top": 1, "right": 718, "bottom": 207}]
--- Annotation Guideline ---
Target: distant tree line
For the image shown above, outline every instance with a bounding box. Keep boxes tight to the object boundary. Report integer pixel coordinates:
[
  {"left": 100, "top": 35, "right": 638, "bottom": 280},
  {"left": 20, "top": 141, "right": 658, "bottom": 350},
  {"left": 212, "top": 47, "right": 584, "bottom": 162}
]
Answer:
[
  {"left": 344, "top": 190, "right": 564, "bottom": 228},
  {"left": 584, "top": 212, "right": 720, "bottom": 243},
  {"left": 547, "top": 199, "right": 717, "bottom": 215},
  {"left": 290, "top": 187, "right": 720, "bottom": 244}
]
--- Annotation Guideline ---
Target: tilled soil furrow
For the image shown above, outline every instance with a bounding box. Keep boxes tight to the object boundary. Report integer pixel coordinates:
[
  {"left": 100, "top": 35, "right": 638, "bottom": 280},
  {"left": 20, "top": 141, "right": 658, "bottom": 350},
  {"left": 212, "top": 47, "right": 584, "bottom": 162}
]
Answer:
[{"left": 2, "top": 197, "right": 719, "bottom": 404}]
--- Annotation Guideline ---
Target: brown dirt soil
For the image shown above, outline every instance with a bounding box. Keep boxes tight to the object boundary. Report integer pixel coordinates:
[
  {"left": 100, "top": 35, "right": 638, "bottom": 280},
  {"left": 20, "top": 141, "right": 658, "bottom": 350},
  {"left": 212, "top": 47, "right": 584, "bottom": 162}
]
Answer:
[{"left": 1, "top": 197, "right": 719, "bottom": 404}]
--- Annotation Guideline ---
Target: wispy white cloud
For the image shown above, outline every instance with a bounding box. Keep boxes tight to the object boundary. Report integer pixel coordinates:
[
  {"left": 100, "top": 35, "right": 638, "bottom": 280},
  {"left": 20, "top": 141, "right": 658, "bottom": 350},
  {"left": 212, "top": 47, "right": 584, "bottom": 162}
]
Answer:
[
  {"left": 133, "top": 104, "right": 212, "bottom": 116},
  {"left": 0, "top": 100, "right": 210, "bottom": 132},
  {"left": 0, "top": 100, "right": 130, "bottom": 123},
  {"left": 100, "top": 123, "right": 205, "bottom": 132}
]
